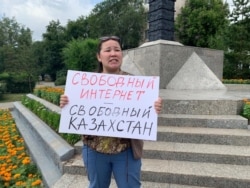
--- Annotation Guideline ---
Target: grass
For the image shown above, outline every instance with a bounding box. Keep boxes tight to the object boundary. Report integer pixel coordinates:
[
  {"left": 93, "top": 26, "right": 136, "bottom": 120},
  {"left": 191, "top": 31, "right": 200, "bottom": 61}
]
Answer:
[{"left": 0, "top": 93, "right": 27, "bottom": 103}]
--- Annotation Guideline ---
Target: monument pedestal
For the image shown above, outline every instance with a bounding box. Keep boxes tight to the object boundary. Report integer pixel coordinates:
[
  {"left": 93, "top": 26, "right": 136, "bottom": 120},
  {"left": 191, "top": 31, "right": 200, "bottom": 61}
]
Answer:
[{"left": 122, "top": 40, "right": 225, "bottom": 90}]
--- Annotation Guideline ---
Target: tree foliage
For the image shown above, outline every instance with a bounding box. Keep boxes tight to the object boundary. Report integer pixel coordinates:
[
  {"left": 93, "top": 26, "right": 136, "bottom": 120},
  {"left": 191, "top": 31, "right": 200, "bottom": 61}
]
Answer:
[
  {"left": 0, "top": 17, "right": 37, "bottom": 92},
  {"left": 230, "top": 0, "right": 250, "bottom": 22},
  {"left": 64, "top": 16, "right": 90, "bottom": 40},
  {"left": 42, "top": 20, "right": 67, "bottom": 80},
  {"left": 2, "top": 0, "right": 249, "bottom": 83},
  {"left": 0, "top": 0, "right": 147, "bottom": 84},
  {"left": 223, "top": 0, "right": 250, "bottom": 79},
  {"left": 62, "top": 38, "right": 98, "bottom": 72},
  {"left": 175, "top": 0, "right": 230, "bottom": 49},
  {"left": 0, "top": 17, "right": 34, "bottom": 72},
  {"left": 227, "top": 0, "right": 250, "bottom": 52},
  {"left": 31, "top": 41, "right": 46, "bottom": 76},
  {"left": 86, "top": 0, "right": 146, "bottom": 49}
]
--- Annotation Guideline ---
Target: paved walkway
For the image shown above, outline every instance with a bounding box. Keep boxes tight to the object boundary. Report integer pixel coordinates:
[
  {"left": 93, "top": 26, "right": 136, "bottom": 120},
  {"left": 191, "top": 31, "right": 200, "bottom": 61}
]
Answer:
[{"left": 0, "top": 102, "right": 14, "bottom": 109}]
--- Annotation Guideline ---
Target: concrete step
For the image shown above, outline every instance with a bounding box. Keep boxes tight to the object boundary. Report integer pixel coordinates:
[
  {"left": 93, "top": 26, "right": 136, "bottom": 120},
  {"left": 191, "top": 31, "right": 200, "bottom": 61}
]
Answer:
[
  {"left": 159, "top": 89, "right": 248, "bottom": 116},
  {"left": 12, "top": 101, "right": 75, "bottom": 188},
  {"left": 158, "top": 114, "right": 248, "bottom": 129},
  {"left": 26, "top": 93, "right": 243, "bottom": 116},
  {"left": 11, "top": 108, "right": 62, "bottom": 188},
  {"left": 157, "top": 126, "right": 250, "bottom": 146},
  {"left": 74, "top": 140, "right": 250, "bottom": 166},
  {"left": 161, "top": 99, "right": 243, "bottom": 115},
  {"left": 61, "top": 154, "right": 250, "bottom": 187},
  {"left": 13, "top": 101, "right": 74, "bottom": 162},
  {"left": 18, "top": 93, "right": 250, "bottom": 187},
  {"left": 52, "top": 173, "right": 211, "bottom": 188},
  {"left": 141, "top": 158, "right": 250, "bottom": 187},
  {"left": 143, "top": 141, "right": 250, "bottom": 165}
]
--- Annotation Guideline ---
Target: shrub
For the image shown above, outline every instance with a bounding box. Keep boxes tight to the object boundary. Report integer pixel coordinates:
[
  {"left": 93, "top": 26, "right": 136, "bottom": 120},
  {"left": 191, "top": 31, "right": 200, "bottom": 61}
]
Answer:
[
  {"left": 0, "top": 82, "right": 7, "bottom": 99},
  {"left": 222, "top": 79, "right": 250, "bottom": 84},
  {"left": 1, "top": 72, "right": 36, "bottom": 93},
  {"left": 54, "top": 76, "right": 66, "bottom": 86},
  {"left": 33, "top": 87, "right": 64, "bottom": 106},
  {"left": 21, "top": 96, "right": 81, "bottom": 145},
  {"left": 62, "top": 38, "right": 98, "bottom": 72},
  {"left": 0, "top": 73, "right": 9, "bottom": 98},
  {"left": 242, "top": 98, "right": 250, "bottom": 120}
]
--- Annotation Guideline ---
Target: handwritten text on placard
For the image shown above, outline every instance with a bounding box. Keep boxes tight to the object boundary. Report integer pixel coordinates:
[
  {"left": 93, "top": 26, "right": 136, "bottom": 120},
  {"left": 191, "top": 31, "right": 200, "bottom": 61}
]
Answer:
[{"left": 59, "top": 70, "right": 159, "bottom": 141}]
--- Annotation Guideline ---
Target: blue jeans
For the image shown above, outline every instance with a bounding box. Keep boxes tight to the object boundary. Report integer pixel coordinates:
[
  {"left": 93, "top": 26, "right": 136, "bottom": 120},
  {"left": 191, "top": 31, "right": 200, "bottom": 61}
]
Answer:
[{"left": 82, "top": 145, "right": 141, "bottom": 188}]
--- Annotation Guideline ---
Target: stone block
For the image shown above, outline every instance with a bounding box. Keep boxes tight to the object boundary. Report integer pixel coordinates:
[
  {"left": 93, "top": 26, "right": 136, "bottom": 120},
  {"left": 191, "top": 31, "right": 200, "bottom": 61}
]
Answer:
[
  {"left": 122, "top": 41, "right": 224, "bottom": 89},
  {"left": 148, "top": 30, "right": 174, "bottom": 41},
  {"left": 149, "top": 0, "right": 175, "bottom": 12},
  {"left": 148, "top": 19, "right": 174, "bottom": 31},
  {"left": 148, "top": 8, "right": 174, "bottom": 22}
]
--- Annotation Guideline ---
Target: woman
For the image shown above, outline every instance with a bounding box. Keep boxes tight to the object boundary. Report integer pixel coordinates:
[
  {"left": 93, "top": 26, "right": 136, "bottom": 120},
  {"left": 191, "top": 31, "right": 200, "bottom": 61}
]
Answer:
[{"left": 60, "top": 36, "right": 163, "bottom": 188}]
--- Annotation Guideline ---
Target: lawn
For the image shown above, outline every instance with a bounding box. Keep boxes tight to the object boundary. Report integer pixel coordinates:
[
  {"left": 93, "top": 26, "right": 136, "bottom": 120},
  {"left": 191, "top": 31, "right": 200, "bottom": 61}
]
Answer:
[{"left": 0, "top": 94, "right": 26, "bottom": 103}]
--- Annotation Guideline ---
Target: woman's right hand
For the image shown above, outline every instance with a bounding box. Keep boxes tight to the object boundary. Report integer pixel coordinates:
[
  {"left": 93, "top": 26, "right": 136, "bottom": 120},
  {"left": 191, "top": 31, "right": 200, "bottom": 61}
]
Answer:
[{"left": 60, "top": 95, "right": 69, "bottom": 108}]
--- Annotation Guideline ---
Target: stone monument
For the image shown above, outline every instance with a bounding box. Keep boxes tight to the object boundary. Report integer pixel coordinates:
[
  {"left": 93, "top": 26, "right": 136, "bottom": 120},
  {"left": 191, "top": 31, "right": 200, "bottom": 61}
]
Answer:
[
  {"left": 148, "top": 0, "right": 175, "bottom": 41},
  {"left": 121, "top": 0, "right": 225, "bottom": 90}
]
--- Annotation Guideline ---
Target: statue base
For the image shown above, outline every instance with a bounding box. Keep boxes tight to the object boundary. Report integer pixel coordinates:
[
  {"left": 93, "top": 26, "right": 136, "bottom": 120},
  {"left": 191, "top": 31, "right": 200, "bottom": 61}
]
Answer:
[{"left": 122, "top": 40, "right": 225, "bottom": 90}]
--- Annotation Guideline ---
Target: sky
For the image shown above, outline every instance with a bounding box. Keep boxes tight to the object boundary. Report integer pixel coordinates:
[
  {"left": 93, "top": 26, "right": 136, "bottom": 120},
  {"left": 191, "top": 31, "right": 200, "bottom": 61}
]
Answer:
[
  {"left": 0, "top": 0, "right": 104, "bottom": 41},
  {"left": 0, "top": 0, "right": 233, "bottom": 41}
]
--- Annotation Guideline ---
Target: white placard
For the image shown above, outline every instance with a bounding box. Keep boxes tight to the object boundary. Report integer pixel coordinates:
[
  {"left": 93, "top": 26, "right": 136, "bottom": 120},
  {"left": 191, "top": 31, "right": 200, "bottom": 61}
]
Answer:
[{"left": 59, "top": 70, "right": 159, "bottom": 141}]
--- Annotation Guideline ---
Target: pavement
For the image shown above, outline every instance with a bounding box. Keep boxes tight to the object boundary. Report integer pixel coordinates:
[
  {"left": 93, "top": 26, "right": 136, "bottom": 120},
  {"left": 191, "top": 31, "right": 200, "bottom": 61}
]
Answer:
[{"left": 0, "top": 102, "right": 14, "bottom": 109}]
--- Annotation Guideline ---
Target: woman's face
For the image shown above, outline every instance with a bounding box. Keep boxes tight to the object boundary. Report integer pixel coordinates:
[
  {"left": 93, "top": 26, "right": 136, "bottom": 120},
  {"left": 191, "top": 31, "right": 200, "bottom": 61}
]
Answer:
[{"left": 97, "top": 39, "right": 122, "bottom": 74}]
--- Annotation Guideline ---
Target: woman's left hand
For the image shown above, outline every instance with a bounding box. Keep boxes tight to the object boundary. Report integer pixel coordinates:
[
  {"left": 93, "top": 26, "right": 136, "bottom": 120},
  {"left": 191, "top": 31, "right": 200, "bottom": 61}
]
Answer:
[{"left": 154, "top": 97, "right": 163, "bottom": 114}]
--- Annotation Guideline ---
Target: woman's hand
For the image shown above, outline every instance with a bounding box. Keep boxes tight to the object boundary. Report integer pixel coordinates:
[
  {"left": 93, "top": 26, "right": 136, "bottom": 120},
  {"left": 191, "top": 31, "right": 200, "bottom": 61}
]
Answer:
[
  {"left": 60, "top": 95, "right": 69, "bottom": 108},
  {"left": 154, "top": 97, "right": 163, "bottom": 114}
]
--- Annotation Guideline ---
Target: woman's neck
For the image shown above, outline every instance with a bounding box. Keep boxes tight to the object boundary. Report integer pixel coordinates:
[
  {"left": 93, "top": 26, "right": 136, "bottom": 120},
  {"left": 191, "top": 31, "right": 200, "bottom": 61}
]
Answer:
[{"left": 102, "top": 69, "right": 121, "bottom": 74}]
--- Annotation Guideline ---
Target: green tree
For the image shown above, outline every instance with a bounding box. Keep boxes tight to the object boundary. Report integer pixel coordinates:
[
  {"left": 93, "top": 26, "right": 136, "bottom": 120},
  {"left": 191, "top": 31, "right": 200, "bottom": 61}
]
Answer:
[
  {"left": 62, "top": 38, "right": 98, "bottom": 72},
  {"left": 40, "top": 0, "right": 146, "bottom": 81},
  {"left": 64, "top": 16, "right": 90, "bottom": 40},
  {"left": 42, "top": 20, "right": 67, "bottom": 81},
  {"left": 0, "top": 17, "right": 37, "bottom": 92},
  {"left": 224, "top": 0, "right": 250, "bottom": 79},
  {"left": 175, "top": 0, "right": 230, "bottom": 49},
  {"left": 31, "top": 41, "right": 46, "bottom": 78},
  {"left": 86, "top": 0, "right": 146, "bottom": 49},
  {"left": 0, "top": 17, "right": 35, "bottom": 72}
]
